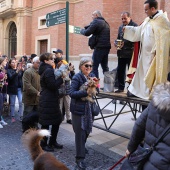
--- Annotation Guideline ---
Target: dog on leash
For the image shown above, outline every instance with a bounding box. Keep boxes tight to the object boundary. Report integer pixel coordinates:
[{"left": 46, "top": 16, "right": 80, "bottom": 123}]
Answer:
[{"left": 22, "top": 129, "right": 69, "bottom": 170}]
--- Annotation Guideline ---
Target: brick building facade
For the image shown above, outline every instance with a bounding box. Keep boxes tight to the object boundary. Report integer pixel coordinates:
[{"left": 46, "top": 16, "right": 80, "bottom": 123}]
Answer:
[{"left": 0, "top": 0, "right": 169, "bottom": 59}]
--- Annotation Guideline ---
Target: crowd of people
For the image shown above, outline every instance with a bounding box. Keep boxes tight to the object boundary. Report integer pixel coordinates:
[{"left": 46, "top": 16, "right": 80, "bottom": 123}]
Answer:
[
  {"left": 0, "top": 53, "right": 37, "bottom": 127},
  {"left": 0, "top": 0, "right": 170, "bottom": 169}
]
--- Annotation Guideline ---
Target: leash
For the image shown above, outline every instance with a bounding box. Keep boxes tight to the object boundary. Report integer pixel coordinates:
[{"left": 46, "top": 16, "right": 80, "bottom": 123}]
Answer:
[{"left": 109, "top": 156, "right": 126, "bottom": 170}]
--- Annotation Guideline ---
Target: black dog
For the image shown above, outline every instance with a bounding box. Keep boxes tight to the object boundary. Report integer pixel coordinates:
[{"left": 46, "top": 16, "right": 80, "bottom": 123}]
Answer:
[{"left": 22, "top": 110, "right": 39, "bottom": 132}]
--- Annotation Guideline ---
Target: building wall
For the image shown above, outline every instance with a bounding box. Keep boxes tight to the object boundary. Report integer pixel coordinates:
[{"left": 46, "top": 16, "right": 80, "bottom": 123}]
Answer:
[
  {"left": 0, "top": 0, "right": 170, "bottom": 58},
  {"left": 30, "top": 0, "right": 170, "bottom": 56}
]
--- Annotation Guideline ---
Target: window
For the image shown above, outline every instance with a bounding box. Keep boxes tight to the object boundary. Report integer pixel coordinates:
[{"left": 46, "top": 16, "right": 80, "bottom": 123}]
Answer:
[
  {"left": 38, "top": 15, "right": 47, "bottom": 29},
  {"left": 40, "top": 19, "right": 46, "bottom": 26}
]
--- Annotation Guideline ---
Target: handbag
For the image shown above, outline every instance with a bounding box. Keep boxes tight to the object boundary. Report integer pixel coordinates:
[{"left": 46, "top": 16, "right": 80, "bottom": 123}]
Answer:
[
  {"left": 88, "top": 35, "right": 98, "bottom": 49},
  {"left": 121, "top": 124, "right": 170, "bottom": 170},
  {"left": 91, "top": 101, "right": 100, "bottom": 116},
  {"left": 58, "top": 80, "right": 70, "bottom": 98},
  {"left": 88, "top": 21, "right": 107, "bottom": 49},
  {"left": 58, "top": 84, "right": 66, "bottom": 98}
]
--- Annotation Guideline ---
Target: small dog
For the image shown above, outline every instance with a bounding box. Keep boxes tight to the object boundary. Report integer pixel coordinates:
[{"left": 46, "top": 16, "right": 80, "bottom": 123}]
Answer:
[
  {"left": 3, "top": 102, "right": 10, "bottom": 116},
  {"left": 22, "top": 129, "right": 69, "bottom": 170},
  {"left": 80, "top": 77, "right": 100, "bottom": 102},
  {"left": 54, "top": 63, "right": 75, "bottom": 81}
]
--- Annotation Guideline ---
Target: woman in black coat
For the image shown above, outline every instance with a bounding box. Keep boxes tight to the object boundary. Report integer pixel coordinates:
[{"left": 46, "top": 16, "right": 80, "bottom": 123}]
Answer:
[
  {"left": 70, "top": 57, "right": 98, "bottom": 170},
  {"left": 125, "top": 82, "right": 170, "bottom": 170},
  {"left": 39, "top": 52, "right": 63, "bottom": 152}
]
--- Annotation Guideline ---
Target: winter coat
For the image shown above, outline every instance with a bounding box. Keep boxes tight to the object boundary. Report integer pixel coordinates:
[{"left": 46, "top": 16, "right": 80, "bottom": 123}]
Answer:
[
  {"left": 81, "top": 17, "right": 111, "bottom": 49},
  {"left": 38, "top": 62, "right": 63, "bottom": 126},
  {"left": 69, "top": 72, "right": 95, "bottom": 115},
  {"left": 7, "top": 68, "right": 23, "bottom": 95},
  {"left": 22, "top": 67, "right": 40, "bottom": 105},
  {"left": 128, "top": 84, "right": 170, "bottom": 170},
  {"left": 117, "top": 20, "right": 138, "bottom": 58}
]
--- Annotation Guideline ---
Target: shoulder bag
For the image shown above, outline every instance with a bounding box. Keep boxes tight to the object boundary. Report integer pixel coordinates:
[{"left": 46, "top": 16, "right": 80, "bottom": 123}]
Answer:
[
  {"left": 91, "top": 101, "right": 100, "bottom": 116},
  {"left": 120, "top": 124, "right": 170, "bottom": 170},
  {"left": 88, "top": 21, "right": 108, "bottom": 49}
]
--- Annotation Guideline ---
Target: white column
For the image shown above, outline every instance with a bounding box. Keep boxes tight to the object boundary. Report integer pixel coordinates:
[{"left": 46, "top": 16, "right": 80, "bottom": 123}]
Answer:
[{"left": 16, "top": 12, "right": 24, "bottom": 57}]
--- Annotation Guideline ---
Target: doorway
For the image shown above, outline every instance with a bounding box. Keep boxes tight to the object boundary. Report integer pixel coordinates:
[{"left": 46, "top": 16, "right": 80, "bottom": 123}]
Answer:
[
  {"left": 40, "top": 40, "right": 47, "bottom": 54},
  {"left": 8, "top": 22, "right": 17, "bottom": 58}
]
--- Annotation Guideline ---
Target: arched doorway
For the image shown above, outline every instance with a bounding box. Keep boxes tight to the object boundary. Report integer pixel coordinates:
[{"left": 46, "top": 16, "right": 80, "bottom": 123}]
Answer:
[{"left": 8, "top": 22, "right": 17, "bottom": 58}]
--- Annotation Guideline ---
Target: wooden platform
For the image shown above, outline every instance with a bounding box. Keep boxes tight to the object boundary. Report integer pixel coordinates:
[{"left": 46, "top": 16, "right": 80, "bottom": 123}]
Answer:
[
  {"left": 97, "top": 91, "right": 150, "bottom": 105},
  {"left": 93, "top": 91, "right": 150, "bottom": 139}
]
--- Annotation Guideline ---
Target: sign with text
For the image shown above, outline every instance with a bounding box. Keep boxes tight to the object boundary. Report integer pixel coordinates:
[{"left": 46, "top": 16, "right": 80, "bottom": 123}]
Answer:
[
  {"left": 46, "top": 8, "right": 66, "bottom": 27},
  {"left": 69, "top": 25, "right": 81, "bottom": 34}
]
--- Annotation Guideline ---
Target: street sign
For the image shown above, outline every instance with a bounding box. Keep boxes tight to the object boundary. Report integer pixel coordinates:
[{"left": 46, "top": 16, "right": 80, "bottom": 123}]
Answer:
[
  {"left": 69, "top": 25, "right": 81, "bottom": 34},
  {"left": 74, "top": 26, "right": 81, "bottom": 34},
  {"left": 46, "top": 8, "right": 66, "bottom": 27}
]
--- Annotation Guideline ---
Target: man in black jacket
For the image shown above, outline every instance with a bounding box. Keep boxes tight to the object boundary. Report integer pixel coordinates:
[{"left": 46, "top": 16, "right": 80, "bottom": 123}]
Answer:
[
  {"left": 114, "top": 12, "right": 137, "bottom": 93},
  {"left": 80, "top": 10, "right": 111, "bottom": 78}
]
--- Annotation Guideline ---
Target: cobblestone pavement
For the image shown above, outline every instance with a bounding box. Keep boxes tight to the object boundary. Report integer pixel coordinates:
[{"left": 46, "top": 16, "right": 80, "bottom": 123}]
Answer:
[{"left": 0, "top": 117, "right": 124, "bottom": 170}]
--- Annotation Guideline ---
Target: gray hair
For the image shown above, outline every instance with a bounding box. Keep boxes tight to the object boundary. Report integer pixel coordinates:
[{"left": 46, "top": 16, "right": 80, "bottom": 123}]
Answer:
[
  {"left": 152, "top": 82, "right": 170, "bottom": 111},
  {"left": 32, "top": 56, "right": 39, "bottom": 63},
  {"left": 79, "top": 57, "right": 93, "bottom": 70},
  {"left": 93, "top": 10, "right": 102, "bottom": 17},
  {"left": 26, "top": 63, "right": 33, "bottom": 69}
]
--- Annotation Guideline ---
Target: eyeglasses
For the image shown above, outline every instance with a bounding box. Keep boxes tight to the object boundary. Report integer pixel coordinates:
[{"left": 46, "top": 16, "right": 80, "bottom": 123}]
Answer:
[{"left": 84, "top": 64, "right": 93, "bottom": 68}]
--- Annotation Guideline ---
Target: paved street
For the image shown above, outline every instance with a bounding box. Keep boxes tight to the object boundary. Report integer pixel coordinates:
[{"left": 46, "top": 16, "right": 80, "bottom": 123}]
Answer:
[
  {"left": 0, "top": 92, "right": 140, "bottom": 170},
  {"left": 0, "top": 115, "right": 125, "bottom": 170}
]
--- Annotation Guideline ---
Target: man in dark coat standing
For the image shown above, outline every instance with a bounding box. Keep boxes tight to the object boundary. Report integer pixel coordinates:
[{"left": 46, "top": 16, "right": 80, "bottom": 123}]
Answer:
[
  {"left": 114, "top": 12, "right": 138, "bottom": 93},
  {"left": 80, "top": 10, "right": 111, "bottom": 78}
]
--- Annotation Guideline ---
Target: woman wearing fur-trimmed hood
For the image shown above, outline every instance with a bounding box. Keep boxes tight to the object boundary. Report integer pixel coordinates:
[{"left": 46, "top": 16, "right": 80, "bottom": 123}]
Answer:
[{"left": 125, "top": 82, "right": 170, "bottom": 170}]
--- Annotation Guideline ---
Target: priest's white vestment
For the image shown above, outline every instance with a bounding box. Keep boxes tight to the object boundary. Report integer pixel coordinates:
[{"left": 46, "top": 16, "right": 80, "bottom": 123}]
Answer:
[{"left": 124, "top": 11, "right": 170, "bottom": 99}]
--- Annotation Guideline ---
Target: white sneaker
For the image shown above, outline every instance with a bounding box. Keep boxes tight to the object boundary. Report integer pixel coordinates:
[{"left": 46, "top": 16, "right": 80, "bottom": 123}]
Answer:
[
  {"left": 0, "top": 120, "right": 7, "bottom": 125},
  {"left": 0, "top": 123, "right": 3, "bottom": 128}
]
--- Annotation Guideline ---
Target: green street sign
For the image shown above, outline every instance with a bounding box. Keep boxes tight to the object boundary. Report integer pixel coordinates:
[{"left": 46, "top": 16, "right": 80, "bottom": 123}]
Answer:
[
  {"left": 46, "top": 8, "right": 66, "bottom": 27},
  {"left": 74, "top": 26, "right": 81, "bottom": 34},
  {"left": 69, "top": 25, "right": 81, "bottom": 34}
]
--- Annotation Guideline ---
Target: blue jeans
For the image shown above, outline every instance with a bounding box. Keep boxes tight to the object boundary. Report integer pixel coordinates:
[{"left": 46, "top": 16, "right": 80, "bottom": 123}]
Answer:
[
  {"left": 92, "top": 48, "right": 110, "bottom": 78},
  {"left": 10, "top": 88, "right": 23, "bottom": 117},
  {"left": 0, "top": 93, "right": 3, "bottom": 121}
]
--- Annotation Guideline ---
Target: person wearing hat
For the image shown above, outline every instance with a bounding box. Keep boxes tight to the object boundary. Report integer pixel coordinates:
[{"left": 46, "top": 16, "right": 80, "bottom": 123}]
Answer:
[
  {"left": 53, "top": 49, "right": 67, "bottom": 66},
  {"left": 53, "top": 49, "right": 73, "bottom": 124}
]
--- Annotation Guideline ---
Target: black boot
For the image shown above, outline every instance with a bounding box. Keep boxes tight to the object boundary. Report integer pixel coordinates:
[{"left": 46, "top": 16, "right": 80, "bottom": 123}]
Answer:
[
  {"left": 40, "top": 138, "right": 54, "bottom": 152},
  {"left": 42, "top": 145, "right": 54, "bottom": 152},
  {"left": 49, "top": 142, "right": 63, "bottom": 149},
  {"left": 76, "top": 159, "right": 86, "bottom": 170}
]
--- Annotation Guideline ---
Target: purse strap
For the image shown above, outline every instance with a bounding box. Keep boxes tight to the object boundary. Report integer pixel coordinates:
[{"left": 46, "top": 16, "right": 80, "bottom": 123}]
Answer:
[{"left": 152, "top": 123, "right": 170, "bottom": 147}]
